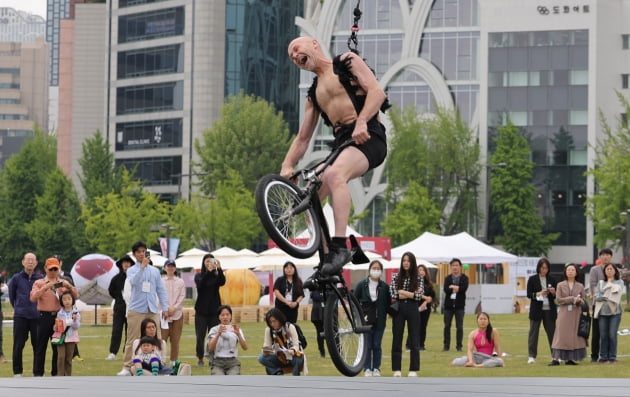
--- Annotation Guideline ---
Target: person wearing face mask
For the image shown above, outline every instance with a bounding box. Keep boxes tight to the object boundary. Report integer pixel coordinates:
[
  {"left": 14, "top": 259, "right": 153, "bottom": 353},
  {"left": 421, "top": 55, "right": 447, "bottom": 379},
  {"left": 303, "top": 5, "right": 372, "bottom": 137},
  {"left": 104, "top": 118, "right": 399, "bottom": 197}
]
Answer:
[{"left": 353, "top": 260, "right": 390, "bottom": 377}]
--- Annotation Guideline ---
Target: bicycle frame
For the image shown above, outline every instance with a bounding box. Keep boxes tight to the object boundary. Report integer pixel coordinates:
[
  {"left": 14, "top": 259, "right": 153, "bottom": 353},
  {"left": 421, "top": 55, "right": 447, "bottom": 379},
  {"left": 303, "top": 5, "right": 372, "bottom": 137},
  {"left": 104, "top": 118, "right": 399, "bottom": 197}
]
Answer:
[{"left": 289, "top": 139, "right": 370, "bottom": 334}]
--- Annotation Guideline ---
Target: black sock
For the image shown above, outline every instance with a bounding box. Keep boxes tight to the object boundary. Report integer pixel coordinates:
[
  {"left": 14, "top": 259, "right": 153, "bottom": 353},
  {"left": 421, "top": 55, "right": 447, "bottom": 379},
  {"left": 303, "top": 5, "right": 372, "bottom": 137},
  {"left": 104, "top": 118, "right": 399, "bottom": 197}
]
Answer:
[{"left": 331, "top": 237, "right": 347, "bottom": 250}]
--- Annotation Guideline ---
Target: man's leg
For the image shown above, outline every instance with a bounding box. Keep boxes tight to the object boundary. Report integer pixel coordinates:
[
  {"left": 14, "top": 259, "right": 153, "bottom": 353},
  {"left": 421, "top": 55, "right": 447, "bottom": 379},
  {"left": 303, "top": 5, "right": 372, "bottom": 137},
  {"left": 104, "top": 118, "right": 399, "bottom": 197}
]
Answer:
[
  {"left": 591, "top": 315, "right": 600, "bottom": 362},
  {"left": 319, "top": 147, "right": 369, "bottom": 275},
  {"left": 122, "top": 311, "right": 143, "bottom": 371},
  {"left": 443, "top": 309, "right": 454, "bottom": 351},
  {"left": 33, "top": 312, "right": 55, "bottom": 376},
  {"left": 454, "top": 309, "right": 465, "bottom": 351},
  {"left": 12, "top": 317, "right": 28, "bottom": 375}
]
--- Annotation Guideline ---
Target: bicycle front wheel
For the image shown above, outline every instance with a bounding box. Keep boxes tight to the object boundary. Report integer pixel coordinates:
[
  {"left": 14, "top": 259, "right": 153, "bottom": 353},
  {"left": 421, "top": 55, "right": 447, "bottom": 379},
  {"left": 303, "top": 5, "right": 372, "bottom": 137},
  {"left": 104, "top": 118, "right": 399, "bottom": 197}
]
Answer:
[
  {"left": 255, "top": 174, "right": 321, "bottom": 259},
  {"left": 323, "top": 289, "right": 367, "bottom": 376}
]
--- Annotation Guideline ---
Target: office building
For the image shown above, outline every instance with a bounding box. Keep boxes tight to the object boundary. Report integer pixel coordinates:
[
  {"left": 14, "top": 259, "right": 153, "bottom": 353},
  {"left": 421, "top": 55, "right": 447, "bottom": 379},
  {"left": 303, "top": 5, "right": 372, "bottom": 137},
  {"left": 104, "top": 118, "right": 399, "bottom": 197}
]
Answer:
[{"left": 0, "top": 38, "right": 49, "bottom": 168}]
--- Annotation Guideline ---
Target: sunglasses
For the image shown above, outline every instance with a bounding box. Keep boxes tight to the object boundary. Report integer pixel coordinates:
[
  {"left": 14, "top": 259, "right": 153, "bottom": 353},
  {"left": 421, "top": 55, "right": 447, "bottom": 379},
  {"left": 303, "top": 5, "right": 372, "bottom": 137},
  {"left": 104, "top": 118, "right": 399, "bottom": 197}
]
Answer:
[{"left": 48, "top": 268, "right": 59, "bottom": 272}]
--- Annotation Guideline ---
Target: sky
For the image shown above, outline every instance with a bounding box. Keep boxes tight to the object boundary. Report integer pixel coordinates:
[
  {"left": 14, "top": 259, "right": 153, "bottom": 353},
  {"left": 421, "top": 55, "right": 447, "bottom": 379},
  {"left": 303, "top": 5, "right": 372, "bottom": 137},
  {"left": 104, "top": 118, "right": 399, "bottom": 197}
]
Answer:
[{"left": 2, "top": 0, "right": 47, "bottom": 18}]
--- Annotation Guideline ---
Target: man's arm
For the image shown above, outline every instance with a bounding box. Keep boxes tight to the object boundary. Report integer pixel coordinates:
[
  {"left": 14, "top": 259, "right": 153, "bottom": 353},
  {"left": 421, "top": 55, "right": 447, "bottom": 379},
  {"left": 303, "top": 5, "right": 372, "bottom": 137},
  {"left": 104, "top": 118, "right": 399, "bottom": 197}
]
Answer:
[{"left": 280, "top": 99, "right": 320, "bottom": 178}]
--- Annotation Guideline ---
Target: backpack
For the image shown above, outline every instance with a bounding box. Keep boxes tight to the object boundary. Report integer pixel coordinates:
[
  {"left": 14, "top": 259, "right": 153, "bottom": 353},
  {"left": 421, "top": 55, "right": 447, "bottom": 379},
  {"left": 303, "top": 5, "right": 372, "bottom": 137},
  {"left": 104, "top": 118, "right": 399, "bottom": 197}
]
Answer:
[{"left": 288, "top": 322, "right": 308, "bottom": 349}]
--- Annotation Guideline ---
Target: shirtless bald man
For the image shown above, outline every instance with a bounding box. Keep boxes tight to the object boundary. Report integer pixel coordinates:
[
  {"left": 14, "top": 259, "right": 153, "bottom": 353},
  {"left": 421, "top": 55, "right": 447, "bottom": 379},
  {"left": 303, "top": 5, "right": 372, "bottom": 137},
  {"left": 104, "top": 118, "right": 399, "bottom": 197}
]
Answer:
[{"left": 282, "top": 36, "right": 390, "bottom": 276}]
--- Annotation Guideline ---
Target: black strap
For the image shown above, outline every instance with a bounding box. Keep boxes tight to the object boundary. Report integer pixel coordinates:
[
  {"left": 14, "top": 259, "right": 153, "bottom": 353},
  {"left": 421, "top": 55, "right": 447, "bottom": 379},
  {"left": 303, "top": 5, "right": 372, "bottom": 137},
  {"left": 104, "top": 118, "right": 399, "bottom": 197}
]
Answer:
[{"left": 347, "top": 0, "right": 362, "bottom": 54}]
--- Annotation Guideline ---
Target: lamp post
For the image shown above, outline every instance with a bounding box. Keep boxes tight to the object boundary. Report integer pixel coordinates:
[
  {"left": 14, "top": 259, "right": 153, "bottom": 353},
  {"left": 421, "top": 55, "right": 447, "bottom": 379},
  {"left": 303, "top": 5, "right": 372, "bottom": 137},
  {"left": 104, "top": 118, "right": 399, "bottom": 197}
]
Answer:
[
  {"left": 615, "top": 210, "right": 630, "bottom": 303},
  {"left": 151, "top": 223, "right": 176, "bottom": 259}
]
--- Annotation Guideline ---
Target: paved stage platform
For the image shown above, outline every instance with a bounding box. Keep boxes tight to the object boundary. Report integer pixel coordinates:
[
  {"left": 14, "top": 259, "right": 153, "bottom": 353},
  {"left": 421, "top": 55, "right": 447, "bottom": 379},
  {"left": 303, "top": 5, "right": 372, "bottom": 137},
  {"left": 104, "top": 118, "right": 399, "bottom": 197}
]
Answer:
[{"left": 1, "top": 376, "right": 629, "bottom": 397}]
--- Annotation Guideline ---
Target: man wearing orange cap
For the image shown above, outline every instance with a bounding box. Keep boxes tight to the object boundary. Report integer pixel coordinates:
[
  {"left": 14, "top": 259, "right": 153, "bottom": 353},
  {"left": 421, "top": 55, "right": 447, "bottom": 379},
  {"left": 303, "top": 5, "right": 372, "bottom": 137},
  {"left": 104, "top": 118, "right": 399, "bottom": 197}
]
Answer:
[{"left": 29, "top": 257, "right": 79, "bottom": 377}]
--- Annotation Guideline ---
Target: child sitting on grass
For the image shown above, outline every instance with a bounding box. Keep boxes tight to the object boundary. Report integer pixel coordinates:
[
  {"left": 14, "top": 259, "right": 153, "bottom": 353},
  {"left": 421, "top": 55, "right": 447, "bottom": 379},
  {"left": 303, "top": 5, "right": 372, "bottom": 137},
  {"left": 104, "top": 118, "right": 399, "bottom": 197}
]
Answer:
[{"left": 132, "top": 336, "right": 164, "bottom": 376}]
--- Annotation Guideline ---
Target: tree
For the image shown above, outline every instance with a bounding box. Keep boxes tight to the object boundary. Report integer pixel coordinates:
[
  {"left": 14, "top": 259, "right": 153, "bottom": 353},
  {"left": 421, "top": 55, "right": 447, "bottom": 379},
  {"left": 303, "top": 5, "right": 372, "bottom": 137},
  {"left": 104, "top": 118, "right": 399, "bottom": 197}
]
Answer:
[
  {"left": 190, "top": 170, "right": 260, "bottom": 251},
  {"left": 0, "top": 129, "right": 57, "bottom": 272},
  {"left": 195, "top": 91, "right": 292, "bottom": 194},
  {"left": 381, "top": 181, "right": 441, "bottom": 246},
  {"left": 385, "top": 106, "right": 481, "bottom": 235},
  {"left": 586, "top": 92, "right": 630, "bottom": 264},
  {"left": 489, "top": 121, "right": 559, "bottom": 256},
  {"left": 78, "top": 130, "right": 124, "bottom": 205},
  {"left": 25, "top": 168, "right": 89, "bottom": 263},
  {"left": 81, "top": 171, "right": 170, "bottom": 258}
]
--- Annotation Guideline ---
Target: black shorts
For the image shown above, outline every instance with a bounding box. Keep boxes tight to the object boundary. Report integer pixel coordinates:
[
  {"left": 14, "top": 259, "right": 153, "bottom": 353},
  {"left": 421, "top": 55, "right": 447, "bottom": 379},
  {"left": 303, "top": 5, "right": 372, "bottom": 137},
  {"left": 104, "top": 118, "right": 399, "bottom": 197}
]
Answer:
[{"left": 330, "top": 119, "right": 387, "bottom": 170}]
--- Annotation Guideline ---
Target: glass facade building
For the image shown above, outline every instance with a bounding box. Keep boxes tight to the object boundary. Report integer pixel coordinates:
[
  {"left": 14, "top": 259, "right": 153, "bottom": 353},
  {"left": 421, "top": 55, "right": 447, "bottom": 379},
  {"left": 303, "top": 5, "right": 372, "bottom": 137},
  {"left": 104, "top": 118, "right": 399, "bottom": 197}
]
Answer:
[
  {"left": 487, "top": 30, "right": 588, "bottom": 245},
  {"left": 46, "top": 0, "right": 71, "bottom": 86},
  {"left": 225, "top": 0, "right": 303, "bottom": 133}
]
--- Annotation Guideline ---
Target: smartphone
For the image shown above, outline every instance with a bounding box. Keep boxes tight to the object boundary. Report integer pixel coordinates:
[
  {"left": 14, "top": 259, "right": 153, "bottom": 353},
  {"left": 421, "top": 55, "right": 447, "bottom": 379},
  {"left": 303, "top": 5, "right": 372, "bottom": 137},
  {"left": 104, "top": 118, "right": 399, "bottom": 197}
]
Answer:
[
  {"left": 146, "top": 251, "right": 151, "bottom": 258},
  {"left": 54, "top": 282, "right": 63, "bottom": 288}
]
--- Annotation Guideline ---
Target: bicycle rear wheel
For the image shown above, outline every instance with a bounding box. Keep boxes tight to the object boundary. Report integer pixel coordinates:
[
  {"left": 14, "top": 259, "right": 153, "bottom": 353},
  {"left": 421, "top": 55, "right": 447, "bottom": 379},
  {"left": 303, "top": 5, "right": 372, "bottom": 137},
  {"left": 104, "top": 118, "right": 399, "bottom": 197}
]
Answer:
[
  {"left": 323, "top": 289, "right": 367, "bottom": 376},
  {"left": 255, "top": 174, "right": 321, "bottom": 259}
]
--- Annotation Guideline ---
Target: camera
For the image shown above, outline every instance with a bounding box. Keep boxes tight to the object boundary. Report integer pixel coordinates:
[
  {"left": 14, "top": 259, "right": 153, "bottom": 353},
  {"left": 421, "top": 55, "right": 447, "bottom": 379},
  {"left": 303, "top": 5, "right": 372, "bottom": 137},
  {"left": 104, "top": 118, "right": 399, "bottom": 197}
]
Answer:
[{"left": 54, "top": 282, "right": 63, "bottom": 288}]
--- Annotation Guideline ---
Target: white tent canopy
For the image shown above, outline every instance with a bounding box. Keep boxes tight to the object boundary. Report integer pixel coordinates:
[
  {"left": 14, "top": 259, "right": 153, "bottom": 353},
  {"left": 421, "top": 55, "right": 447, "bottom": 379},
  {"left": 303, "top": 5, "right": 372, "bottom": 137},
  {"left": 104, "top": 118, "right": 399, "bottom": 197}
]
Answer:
[{"left": 391, "top": 232, "right": 518, "bottom": 264}]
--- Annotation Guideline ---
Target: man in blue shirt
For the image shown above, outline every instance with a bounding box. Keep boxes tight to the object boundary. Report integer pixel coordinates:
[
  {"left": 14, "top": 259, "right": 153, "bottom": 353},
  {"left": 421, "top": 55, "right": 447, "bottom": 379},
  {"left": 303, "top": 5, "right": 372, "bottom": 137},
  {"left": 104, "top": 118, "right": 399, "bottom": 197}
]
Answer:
[
  {"left": 9, "top": 252, "right": 43, "bottom": 376},
  {"left": 117, "top": 241, "right": 169, "bottom": 376}
]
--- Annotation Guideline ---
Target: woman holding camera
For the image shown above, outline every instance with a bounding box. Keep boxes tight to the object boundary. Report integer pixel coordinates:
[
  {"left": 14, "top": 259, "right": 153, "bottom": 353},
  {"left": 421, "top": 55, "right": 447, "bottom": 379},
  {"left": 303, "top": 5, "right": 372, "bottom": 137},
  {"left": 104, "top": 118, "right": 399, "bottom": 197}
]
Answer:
[
  {"left": 207, "top": 305, "right": 248, "bottom": 375},
  {"left": 194, "top": 254, "right": 226, "bottom": 367}
]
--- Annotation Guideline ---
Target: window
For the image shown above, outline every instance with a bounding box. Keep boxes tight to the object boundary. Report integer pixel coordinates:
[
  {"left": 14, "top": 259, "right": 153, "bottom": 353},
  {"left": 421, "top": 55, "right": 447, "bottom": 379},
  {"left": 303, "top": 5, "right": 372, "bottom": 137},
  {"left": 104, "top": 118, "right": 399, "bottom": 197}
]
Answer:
[
  {"left": 117, "top": 45, "right": 183, "bottom": 79},
  {"left": 119, "top": 0, "right": 168, "bottom": 7},
  {"left": 118, "top": 7, "right": 184, "bottom": 43},
  {"left": 623, "top": 34, "right": 629, "bottom": 50},
  {"left": 623, "top": 74, "right": 629, "bottom": 89},
  {"left": 569, "top": 70, "right": 588, "bottom": 85},
  {"left": 116, "top": 156, "right": 182, "bottom": 186},
  {"left": 116, "top": 82, "right": 183, "bottom": 115},
  {"left": 569, "top": 110, "right": 588, "bottom": 125}
]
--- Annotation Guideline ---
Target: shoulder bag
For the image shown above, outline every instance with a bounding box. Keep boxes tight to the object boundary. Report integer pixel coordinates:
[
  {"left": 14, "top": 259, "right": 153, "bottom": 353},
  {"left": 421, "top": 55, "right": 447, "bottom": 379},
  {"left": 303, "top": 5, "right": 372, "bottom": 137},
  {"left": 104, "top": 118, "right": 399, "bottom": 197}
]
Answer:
[{"left": 577, "top": 302, "right": 591, "bottom": 339}]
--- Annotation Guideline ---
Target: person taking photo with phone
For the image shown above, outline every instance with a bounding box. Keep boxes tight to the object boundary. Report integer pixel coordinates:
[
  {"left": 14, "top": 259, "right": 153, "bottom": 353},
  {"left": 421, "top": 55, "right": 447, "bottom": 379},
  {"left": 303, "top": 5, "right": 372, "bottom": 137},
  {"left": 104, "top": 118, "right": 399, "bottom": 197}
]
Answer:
[
  {"left": 194, "top": 253, "right": 226, "bottom": 367},
  {"left": 29, "top": 257, "right": 79, "bottom": 377}
]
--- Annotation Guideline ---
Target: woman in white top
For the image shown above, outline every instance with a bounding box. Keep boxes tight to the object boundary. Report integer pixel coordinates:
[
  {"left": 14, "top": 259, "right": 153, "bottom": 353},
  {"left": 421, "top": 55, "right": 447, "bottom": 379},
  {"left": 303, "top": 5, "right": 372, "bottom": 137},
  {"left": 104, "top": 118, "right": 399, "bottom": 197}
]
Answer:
[
  {"left": 131, "top": 318, "right": 171, "bottom": 375},
  {"left": 207, "top": 305, "right": 248, "bottom": 375},
  {"left": 161, "top": 259, "right": 186, "bottom": 364},
  {"left": 594, "top": 263, "right": 624, "bottom": 363}
]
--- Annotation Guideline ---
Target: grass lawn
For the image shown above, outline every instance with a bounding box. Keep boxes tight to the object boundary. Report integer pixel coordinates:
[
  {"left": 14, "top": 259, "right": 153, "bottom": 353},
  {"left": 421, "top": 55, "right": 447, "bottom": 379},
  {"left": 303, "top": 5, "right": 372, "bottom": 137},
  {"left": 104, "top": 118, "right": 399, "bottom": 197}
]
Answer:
[{"left": 1, "top": 311, "right": 629, "bottom": 377}]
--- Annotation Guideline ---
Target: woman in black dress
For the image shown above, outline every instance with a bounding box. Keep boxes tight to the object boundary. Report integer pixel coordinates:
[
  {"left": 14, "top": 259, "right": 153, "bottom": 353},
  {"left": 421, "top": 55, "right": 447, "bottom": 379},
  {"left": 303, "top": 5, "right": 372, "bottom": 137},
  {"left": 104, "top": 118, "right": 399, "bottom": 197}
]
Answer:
[{"left": 273, "top": 262, "right": 304, "bottom": 323}]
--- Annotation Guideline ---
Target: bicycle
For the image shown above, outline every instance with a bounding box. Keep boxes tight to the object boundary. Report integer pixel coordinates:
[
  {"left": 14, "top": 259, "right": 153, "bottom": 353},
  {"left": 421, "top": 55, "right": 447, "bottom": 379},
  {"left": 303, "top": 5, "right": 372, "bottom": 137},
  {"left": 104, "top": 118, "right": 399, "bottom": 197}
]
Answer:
[{"left": 255, "top": 139, "right": 371, "bottom": 377}]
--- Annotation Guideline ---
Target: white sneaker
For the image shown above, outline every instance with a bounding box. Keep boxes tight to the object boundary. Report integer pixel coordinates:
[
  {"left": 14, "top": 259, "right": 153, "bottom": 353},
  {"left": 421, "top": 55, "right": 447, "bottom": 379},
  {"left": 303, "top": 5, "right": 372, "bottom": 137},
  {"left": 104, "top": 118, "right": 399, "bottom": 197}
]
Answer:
[
  {"left": 527, "top": 357, "right": 535, "bottom": 364},
  {"left": 408, "top": 371, "right": 417, "bottom": 377},
  {"left": 117, "top": 368, "right": 131, "bottom": 376},
  {"left": 13, "top": 374, "right": 22, "bottom": 377},
  {"left": 372, "top": 369, "right": 381, "bottom": 377},
  {"left": 392, "top": 370, "right": 402, "bottom": 377},
  {"left": 364, "top": 369, "right": 372, "bottom": 377},
  {"left": 105, "top": 353, "right": 117, "bottom": 361}
]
